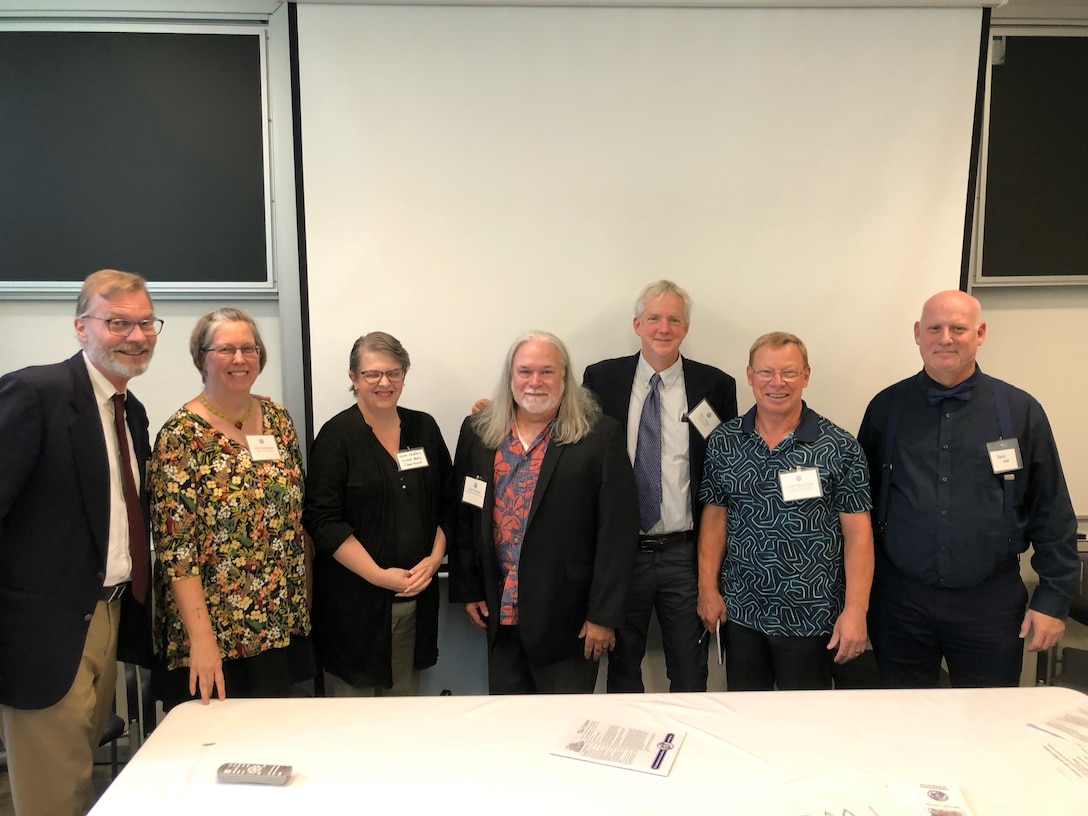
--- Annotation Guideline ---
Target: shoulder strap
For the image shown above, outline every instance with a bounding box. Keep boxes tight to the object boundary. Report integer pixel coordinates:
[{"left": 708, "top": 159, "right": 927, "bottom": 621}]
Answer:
[
  {"left": 875, "top": 382, "right": 906, "bottom": 530},
  {"left": 991, "top": 378, "right": 1016, "bottom": 532}
]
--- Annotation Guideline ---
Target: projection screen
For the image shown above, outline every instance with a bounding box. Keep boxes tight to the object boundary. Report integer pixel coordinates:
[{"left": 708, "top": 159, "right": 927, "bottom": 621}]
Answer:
[{"left": 294, "top": 3, "right": 987, "bottom": 448}]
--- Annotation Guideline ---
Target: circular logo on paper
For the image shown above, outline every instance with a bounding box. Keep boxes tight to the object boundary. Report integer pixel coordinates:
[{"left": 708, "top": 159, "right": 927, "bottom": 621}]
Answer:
[
  {"left": 656, "top": 742, "right": 674, "bottom": 751},
  {"left": 926, "top": 790, "right": 950, "bottom": 802}
]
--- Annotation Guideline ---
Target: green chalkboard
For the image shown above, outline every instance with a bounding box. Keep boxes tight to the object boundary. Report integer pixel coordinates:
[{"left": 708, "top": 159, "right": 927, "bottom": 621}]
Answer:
[
  {"left": 981, "top": 36, "right": 1088, "bottom": 281},
  {"left": 0, "top": 29, "right": 269, "bottom": 292}
]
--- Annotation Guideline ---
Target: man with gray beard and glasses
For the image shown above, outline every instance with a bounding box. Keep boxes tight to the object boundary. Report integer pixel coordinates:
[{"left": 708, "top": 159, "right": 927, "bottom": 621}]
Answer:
[
  {"left": 0, "top": 269, "right": 159, "bottom": 816},
  {"left": 450, "top": 331, "right": 639, "bottom": 694}
]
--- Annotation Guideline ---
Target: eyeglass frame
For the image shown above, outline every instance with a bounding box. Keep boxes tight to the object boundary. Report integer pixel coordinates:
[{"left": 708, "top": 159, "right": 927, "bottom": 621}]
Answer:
[
  {"left": 751, "top": 368, "right": 806, "bottom": 383},
  {"left": 354, "top": 368, "right": 407, "bottom": 384},
  {"left": 204, "top": 345, "right": 262, "bottom": 359},
  {"left": 80, "top": 315, "right": 164, "bottom": 337}
]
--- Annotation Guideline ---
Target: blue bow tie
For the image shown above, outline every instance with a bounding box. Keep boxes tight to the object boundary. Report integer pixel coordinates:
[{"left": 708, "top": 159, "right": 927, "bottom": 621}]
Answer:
[{"left": 927, "top": 381, "right": 973, "bottom": 406}]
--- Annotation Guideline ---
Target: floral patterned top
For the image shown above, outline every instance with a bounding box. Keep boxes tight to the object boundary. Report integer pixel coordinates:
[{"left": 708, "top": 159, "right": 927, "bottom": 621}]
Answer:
[
  {"left": 149, "top": 400, "right": 310, "bottom": 669},
  {"left": 491, "top": 424, "right": 550, "bottom": 626}
]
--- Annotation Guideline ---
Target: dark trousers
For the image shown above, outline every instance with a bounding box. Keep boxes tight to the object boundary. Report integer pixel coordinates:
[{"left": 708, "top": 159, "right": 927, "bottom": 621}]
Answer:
[
  {"left": 725, "top": 620, "right": 833, "bottom": 691},
  {"left": 156, "top": 635, "right": 314, "bottom": 712},
  {"left": 607, "top": 539, "right": 708, "bottom": 693},
  {"left": 868, "top": 560, "right": 1027, "bottom": 688},
  {"left": 488, "top": 625, "right": 600, "bottom": 694}
]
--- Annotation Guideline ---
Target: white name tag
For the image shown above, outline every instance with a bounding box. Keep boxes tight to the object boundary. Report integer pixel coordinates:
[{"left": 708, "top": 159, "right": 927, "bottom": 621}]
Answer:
[
  {"left": 779, "top": 467, "right": 822, "bottom": 501},
  {"left": 687, "top": 398, "right": 722, "bottom": 440},
  {"left": 247, "top": 434, "right": 281, "bottom": 461},
  {"left": 396, "top": 448, "right": 429, "bottom": 471},
  {"left": 462, "top": 476, "right": 487, "bottom": 508},
  {"left": 986, "top": 438, "right": 1023, "bottom": 475}
]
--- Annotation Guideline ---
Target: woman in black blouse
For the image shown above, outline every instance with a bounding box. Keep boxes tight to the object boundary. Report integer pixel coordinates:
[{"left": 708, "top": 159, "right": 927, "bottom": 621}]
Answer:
[{"left": 303, "top": 332, "right": 453, "bottom": 695}]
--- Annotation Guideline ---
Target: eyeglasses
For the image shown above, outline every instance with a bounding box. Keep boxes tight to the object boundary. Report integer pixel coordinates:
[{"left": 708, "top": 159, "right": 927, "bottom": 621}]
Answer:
[
  {"left": 81, "top": 315, "right": 164, "bottom": 337},
  {"left": 355, "top": 368, "right": 406, "bottom": 384},
  {"left": 205, "top": 345, "right": 261, "bottom": 359},
  {"left": 752, "top": 369, "right": 803, "bottom": 383}
]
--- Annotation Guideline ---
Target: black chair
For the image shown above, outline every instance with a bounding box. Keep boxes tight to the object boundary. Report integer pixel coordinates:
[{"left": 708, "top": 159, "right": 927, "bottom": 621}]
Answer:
[
  {"left": 119, "top": 662, "right": 157, "bottom": 757},
  {"left": 1036, "top": 550, "right": 1088, "bottom": 693},
  {"left": 98, "top": 662, "right": 158, "bottom": 777},
  {"left": 0, "top": 710, "right": 127, "bottom": 778}
]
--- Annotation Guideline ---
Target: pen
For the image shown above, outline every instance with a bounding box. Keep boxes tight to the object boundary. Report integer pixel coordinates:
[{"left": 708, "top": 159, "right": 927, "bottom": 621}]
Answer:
[{"left": 698, "top": 618, "right": 721, "bottom": 644}]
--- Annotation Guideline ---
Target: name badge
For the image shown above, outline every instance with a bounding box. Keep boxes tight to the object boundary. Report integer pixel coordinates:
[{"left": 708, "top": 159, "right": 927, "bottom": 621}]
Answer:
[
  {"left": 687, "top": 398, "right": 722, "bottom": 440},
  {"left": 247, "top": 435, "right": 281, "bottom": 461},
  {"left": 779, "top": 467, "right": 822, "bottom": 501},
  {"left": 462, "top": 476, "right": 487, "bottom": 508},
  {"left": 986, "top": 438, "right": 1023, "bottom": 475},
  {"left": 397, "top": 448, "right": 429, "bottom": 471}
]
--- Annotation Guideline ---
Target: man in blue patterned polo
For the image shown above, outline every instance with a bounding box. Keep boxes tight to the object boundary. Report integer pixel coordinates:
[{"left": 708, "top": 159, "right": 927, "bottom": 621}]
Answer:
[{"left": 696, "top": 332, "right": 874, "bottom": 690}]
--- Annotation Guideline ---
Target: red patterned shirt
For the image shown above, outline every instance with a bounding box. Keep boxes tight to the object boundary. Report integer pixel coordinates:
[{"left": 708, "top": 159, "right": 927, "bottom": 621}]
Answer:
[{"left": 492, "top": 423, "right": 551, "bottom": 625}]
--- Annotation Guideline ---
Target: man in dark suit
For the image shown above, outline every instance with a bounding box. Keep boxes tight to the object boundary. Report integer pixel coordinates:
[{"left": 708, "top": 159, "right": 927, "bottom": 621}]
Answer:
[
  {"left": 450, "top": 331, "right": 639, "bottom": 694},
  {"left": 0, "top": 269, "right": 158, "bottom": 816},
  {"left": 583, "top": 281, "right": 737, "bottom": 693}
]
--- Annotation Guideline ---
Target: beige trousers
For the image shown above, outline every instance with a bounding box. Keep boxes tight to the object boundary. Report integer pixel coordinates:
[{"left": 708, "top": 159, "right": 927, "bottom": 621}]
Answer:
[{"left": 0, "top": 598, "right": 120, "bottom": 816}]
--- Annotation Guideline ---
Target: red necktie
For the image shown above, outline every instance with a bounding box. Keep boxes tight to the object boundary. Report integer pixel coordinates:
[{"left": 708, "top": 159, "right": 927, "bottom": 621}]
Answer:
[{"left": 111, "top": 393, "right": 148, "bottom": 604}]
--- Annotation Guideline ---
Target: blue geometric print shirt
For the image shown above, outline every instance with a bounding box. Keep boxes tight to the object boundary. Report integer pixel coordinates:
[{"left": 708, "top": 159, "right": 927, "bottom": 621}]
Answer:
[{"left": 699, "top": 403, "right": 871, "bottom": 636}]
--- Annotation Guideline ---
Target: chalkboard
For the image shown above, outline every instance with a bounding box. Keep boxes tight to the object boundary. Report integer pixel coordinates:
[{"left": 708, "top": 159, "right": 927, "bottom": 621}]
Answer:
[
  {"left": 979, "top": 36, "right": 1088, "bottom": 283},
  {"left": 0, "top": 28, "right": 271, "bottom": 294}
]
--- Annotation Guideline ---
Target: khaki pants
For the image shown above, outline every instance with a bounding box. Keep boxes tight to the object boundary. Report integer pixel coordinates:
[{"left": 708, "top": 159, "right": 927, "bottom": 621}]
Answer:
[
  {"left": 324, "top": 600, "right": 421, "bottom": 697},
  {"left": 0, "top": 599, "right": 120, "bottom": 816}
]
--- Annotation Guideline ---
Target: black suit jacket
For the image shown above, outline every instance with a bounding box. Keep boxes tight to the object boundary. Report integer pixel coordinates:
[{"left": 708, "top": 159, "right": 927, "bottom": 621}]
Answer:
[
  {"left": 0, "top": 352, "right": 153, "bottom": 710},
  {"left": 449, "top": 413, "right": 639, "bottom": 668},
  {"left": 582, "top": 354, "right": 737, "bottom": 539}
]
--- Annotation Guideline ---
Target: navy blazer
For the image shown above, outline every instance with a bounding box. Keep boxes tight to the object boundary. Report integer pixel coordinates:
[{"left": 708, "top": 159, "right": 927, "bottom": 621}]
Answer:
[
  {"left": 582, "top": 353, "right": 738, "bottom": 539},
  {"left": 0, "top": 352, "right": 153, "bottom": 710},
  {"left": 449, "top": 413, "right": 639, "bottom": 668}
]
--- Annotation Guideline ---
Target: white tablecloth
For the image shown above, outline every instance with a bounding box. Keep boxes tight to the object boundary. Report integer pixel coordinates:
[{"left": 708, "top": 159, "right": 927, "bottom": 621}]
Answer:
[{"left": 90, "top": 686, "right": 1088, "bottom": 815}]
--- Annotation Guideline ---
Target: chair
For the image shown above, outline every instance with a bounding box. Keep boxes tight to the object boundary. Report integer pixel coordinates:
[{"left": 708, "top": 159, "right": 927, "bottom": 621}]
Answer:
[
  {"left": 0, "top": 708, "right": 128, "bottom": 778},
  {"left": 1036, "top": 549, "right": 1088, "bottom": 692},
  {"left": 119, "top": 662, "right": 157, "bottom": 757},
  {"left": 96, "top": 662, "right": 158, "bottom": 777}
]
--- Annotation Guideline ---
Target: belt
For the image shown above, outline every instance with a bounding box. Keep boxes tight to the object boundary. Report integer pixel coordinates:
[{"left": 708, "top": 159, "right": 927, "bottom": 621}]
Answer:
[
  {"left": 638, "top": 531, "right": 690, "bottom": 553},
  {"left": 100, "top": 582, "right": 129, "bottom": 603}
]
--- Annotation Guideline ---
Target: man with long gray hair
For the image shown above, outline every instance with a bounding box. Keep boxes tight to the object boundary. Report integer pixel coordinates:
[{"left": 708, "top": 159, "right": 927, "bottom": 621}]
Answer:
[{"left": 449, "top": 331, "right": 639, "bottom": 693}]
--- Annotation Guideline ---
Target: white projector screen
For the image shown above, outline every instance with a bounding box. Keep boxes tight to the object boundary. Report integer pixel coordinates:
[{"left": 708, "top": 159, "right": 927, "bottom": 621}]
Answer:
[{"left": 295, "top": 3, "right": 986, "bottom": 448}]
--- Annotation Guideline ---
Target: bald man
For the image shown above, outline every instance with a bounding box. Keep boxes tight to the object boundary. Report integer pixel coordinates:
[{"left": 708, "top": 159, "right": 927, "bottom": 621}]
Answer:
[{"left": 857, "top": 290, "right": 1078, "bottom": 688}]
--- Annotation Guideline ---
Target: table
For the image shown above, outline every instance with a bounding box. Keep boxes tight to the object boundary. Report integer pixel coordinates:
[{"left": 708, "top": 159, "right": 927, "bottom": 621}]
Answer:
[{"left": 89, "top": 686, "right": 1088, "bottom": 815}]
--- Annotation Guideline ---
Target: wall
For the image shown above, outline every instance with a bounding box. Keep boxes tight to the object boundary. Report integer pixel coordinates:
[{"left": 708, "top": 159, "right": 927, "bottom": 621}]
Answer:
[{"left": 972, "top": 288, "right": 1088, "bottom": 516}]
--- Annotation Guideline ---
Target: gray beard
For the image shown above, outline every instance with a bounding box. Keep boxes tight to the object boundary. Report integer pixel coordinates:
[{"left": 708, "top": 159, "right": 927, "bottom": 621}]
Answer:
[{"left": 86, "top": 345, "right": 152, "bottom": 383}]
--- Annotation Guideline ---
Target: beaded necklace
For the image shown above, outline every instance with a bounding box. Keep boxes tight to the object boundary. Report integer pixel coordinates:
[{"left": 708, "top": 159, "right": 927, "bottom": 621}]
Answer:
[{"left": 200, "top": 393, "right": 253, "bottom": 430}]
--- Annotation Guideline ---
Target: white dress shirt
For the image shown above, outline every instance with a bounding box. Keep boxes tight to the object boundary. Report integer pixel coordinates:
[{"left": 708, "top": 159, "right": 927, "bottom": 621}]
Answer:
[
  {"left": 83, "top": 353, "right": 137, "bottom": 587},
  {"left": 626, "top": 354, "right": 692, "bottom": 535}
]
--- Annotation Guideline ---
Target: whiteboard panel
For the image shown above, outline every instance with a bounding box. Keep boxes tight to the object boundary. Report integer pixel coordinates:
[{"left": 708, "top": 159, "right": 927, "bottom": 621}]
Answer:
[{"left": 296, "top": 5, "right": 983, "bottom": 449}]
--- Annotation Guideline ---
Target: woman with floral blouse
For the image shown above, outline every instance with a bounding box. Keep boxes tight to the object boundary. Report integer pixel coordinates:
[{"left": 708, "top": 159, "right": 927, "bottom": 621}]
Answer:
[{"left": 149, "top": 307, "right": 312, "bottom": 710}]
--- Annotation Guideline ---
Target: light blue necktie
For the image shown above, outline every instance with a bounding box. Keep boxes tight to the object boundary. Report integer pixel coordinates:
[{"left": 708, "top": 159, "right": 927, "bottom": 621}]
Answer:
[{"left": 634, "top": 373, "right": 662, "bottom": 533}]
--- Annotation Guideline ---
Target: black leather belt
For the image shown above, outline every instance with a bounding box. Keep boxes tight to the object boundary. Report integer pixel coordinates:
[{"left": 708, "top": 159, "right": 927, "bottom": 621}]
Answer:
[
  {"left": 100, "top": 582, "right": 129, "bottom": 603},
  {"left": 638, "top": 531, "right": 690, "bottom": 553}
]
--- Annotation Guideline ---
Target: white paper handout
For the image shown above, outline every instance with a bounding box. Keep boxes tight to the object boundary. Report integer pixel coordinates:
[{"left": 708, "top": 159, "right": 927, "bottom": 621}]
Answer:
[{"left": 551, "top": 718, "right": 685, "bottom": 776}]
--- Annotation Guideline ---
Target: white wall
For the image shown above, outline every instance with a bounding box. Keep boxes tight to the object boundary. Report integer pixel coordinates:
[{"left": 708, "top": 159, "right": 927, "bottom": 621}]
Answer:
[
  {"left": 972, "top": 287, "right": 1088, "bottom": 515},
  {"left": 0, "top": 299, "right": 284, "bottom": 437},
  {"left": 296, "top": 3, "right": 985, "bottom": 452}
]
